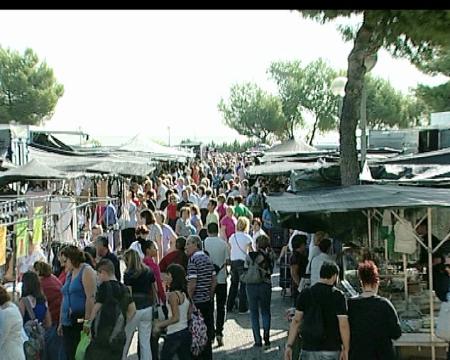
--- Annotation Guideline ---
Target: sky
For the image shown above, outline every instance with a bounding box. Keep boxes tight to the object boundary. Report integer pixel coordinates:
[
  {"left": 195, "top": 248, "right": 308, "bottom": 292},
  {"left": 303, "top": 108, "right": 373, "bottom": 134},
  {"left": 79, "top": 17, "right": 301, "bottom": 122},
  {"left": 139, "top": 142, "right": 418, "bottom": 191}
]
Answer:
[{"left": 0, "top": 10, "right": 447, "bottom": 146}]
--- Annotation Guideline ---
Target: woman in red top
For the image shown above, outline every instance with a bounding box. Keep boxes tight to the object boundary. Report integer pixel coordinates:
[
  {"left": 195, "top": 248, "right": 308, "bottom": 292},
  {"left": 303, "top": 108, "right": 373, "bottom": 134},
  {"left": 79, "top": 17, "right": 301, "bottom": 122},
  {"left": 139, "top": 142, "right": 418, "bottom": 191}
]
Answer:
[
  {"left": 33, "top": 260, "right": 66, "bottom": 360},
  {"left": 166, "top": 194, "right": 178, "bottom": 230},
  {"left": 142, "top": 240, "right": 166, "bottom": 304},
  {"left": 33, "top": 261, "right": 62, "bottom": 324}
]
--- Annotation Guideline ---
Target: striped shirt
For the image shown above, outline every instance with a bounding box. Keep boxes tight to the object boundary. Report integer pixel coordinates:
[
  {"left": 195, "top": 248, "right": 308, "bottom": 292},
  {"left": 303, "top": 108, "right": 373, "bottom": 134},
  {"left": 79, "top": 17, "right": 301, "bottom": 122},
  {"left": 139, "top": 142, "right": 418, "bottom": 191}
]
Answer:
[{"left": 187, "top": 250, "right": 215, "bottom": 303}]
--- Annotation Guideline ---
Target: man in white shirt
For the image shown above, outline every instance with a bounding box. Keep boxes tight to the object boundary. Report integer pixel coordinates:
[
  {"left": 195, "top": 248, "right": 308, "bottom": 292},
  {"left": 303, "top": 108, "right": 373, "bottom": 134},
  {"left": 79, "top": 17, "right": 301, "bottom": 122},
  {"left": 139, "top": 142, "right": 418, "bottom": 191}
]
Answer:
[
  {"left": 156, "top": 178, "right": 168, "bottom": 209},
  {"left": 203, "top": 223, "right": 229, "bottom": 347},
  {"left": 310, "top": 238, "right": 334, "bottom": 286}
]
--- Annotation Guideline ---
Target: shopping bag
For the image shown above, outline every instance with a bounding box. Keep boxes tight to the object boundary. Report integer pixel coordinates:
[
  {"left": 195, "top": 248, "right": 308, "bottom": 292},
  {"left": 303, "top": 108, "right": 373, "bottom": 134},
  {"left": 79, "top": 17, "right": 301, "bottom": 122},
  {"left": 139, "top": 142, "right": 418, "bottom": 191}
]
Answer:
[
  {"left": 75, "top": 331, "right": 91, "bottom": 360},
  {"left": 436, "top": 301, "right": 450, "bottom": 341}
]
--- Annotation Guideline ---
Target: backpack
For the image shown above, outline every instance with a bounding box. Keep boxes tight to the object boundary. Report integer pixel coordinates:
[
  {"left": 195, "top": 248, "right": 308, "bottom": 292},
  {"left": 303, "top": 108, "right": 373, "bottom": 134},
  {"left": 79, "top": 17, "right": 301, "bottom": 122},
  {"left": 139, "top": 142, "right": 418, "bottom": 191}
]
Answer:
[
  {"left": 300, "top": 288, "right": 325, "bottom": 343},
  {"left": 23, "top": 297, "right": 46, "bottom": 360},
  {"left": 189, "top": 305, "right": 208, "bottom": 356},
  {"left": 240, "top": 255, "right": 266, "bottom": 284},
  {"left": 90, "top": 282, "right": 127, "bottom": 352}
]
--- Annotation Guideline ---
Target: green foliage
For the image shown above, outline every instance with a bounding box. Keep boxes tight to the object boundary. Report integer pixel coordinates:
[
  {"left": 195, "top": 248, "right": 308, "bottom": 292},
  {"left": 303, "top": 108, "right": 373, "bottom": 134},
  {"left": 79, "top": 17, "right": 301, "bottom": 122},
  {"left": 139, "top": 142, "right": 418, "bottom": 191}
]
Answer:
[
  {"left": 218, "top": 82, "right": 285, "bottom": 143},
  {"left": 268, "top": 59, "right": 339, "bottom": 143},
  {"left": 304, "top": 10, "right": 450, "bottom": 66},
  {"left": 416, "top": 82, "right": 450, "bottom": 113},
  {"left": 415, "top": 46, "right": 450, "bottom": 113},
  {"left": 206, "top": 139, "right": 259, "bottom": 153},
  {"left": 365, "top": 75, "right": 425, "bottom": 129},
  {"left": 301, "top": 10, "right": 450, "bottom": 185},
  {"left": 0, "top": 47, "right": 64, "bottom": 125}
]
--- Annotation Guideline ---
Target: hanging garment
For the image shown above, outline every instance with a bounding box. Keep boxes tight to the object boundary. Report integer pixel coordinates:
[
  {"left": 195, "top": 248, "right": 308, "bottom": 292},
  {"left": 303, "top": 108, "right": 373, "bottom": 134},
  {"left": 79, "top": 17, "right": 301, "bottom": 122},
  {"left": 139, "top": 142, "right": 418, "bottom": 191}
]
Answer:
[
  {"left": 0, "top": 225, "right": 6, "bottom": 266},
  {"left": 32, "top": 207, "right": 44, "bottom": 245},
  {"left": 394, "top": 219, "right": 417, "bottom": 254},
  {"left": 382, "top": 209, "right": 393, "bottom": 227},
  {"left": 50, "top": 197, "right": 75, "bottom": 243}
]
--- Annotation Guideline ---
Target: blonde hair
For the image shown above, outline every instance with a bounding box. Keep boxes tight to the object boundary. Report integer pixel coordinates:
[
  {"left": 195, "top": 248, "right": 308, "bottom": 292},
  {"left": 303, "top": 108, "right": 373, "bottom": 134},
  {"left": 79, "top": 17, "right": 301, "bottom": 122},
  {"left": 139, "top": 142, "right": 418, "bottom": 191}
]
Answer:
[
  {"left": 236, "top": 216, "right": 250, "bottom": 233},
  {"left": 124, "top": 249, "right": 146, "bottom": 277}
]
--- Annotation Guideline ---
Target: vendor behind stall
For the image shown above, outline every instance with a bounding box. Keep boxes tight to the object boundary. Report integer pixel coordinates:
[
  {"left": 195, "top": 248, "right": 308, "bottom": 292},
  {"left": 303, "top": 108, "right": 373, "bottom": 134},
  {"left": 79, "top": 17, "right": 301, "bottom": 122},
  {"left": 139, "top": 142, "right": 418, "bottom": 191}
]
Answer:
[{"left": 417, "top": 220, "right": 450, "bottom": 268}]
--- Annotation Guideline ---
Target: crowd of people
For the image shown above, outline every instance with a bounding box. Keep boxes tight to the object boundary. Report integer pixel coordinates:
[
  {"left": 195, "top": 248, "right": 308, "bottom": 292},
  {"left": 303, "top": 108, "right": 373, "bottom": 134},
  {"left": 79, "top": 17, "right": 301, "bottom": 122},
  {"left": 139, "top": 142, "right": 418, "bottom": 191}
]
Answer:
[
  {"left": 0, "top": 155, "right": 280, "bottom": 360},
  {"left": 4, "top": 152, "right": 445, "bottom": 360}
]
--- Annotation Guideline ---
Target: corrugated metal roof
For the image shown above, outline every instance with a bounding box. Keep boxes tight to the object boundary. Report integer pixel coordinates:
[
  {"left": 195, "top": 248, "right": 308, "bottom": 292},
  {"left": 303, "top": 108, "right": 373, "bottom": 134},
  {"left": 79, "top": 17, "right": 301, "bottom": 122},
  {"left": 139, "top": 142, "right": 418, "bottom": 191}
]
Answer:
[{"left": 265, "top": 185, "right": 450, "bottom": 214}]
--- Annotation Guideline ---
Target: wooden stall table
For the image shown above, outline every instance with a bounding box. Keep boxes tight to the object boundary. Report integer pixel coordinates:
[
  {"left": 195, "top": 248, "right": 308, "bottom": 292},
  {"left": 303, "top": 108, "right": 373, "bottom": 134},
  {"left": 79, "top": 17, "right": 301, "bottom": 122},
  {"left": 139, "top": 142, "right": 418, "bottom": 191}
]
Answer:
[{"left": 394, "top": 333, "right": 449, "bottom": 360}]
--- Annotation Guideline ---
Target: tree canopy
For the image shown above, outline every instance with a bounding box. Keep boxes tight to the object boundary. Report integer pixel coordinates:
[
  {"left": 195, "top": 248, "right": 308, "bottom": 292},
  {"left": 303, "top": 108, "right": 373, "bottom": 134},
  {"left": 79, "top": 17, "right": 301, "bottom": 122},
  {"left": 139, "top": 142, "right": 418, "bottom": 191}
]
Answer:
[
  {"left": 302, "top": 10, "right": 450, "bottom": 185},
  {"left": 415, "top": 46, "right": 450, "bottom": 113},
  {"left": 218, "top": 82, "right": 285, "bottom": 144},
  {"left": 0, "top": 47, "right": 64, "bottom": 125},
  {"left": 268, "top": 59, "right": 339, "bottom": 144}
]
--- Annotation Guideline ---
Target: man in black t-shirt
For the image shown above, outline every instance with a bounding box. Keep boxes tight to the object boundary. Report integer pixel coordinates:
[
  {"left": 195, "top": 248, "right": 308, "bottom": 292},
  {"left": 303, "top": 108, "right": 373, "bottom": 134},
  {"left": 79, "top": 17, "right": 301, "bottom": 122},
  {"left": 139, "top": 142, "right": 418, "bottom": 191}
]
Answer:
[
  {"left": 86, "top": 259, "right": 135, "bottom": 360},
  {"left": 284, "top": 261, "right": 350, "bottom": 360}
]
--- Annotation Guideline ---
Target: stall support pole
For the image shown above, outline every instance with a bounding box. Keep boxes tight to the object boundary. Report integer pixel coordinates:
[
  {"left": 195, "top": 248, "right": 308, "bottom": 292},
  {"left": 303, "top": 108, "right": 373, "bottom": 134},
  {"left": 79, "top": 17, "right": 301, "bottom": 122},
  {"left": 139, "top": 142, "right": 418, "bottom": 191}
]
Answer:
[
  {"left": 403, "top": 254, "right": 408, "bottom": 301},
  {"left": 428, "top": 207, "right": 436, "bottom": 360},
  {"left": 368, "top": 209, "right": 372, "bottom": 249}
]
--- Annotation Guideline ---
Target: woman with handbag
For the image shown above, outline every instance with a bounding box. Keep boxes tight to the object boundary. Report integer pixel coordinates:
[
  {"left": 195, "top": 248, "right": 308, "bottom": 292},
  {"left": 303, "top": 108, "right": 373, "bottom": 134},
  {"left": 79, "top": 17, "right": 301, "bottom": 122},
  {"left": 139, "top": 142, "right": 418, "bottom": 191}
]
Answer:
[
  {"left": 122, "top": 249, "right": 156, "bottom": 360},
  {"left": 226, "top": 216, "right": 252, "bottom": 314},
  {"left": 243, "top": 234, "right": 276, "bottom": 348},
  {"left": 153, "top": 264, "right": 191, "bottom": 360},
  {"left": 58, "top": 246, "right": 97, "bottom": 360}
]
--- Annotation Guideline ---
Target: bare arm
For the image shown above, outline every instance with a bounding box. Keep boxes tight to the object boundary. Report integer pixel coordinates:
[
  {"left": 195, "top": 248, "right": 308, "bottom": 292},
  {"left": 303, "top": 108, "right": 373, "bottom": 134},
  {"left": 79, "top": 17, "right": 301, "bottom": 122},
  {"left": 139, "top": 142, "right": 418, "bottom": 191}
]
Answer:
[
  {"left": 82, "top": 266, "right": 97, "bottom": 320},
  {"left": 127, "top": 301, "right": 136, "bottom": 322},
  {"left": 88, "top": 303, "right": 102, "bottom": 322},
  {"left": 18, "top": 299, "right": 25, "bottom": 318},
  {"left": 187, "top": 278, "right": 197, "bottom": 300},
  {"left": 210, "top": 273, "right": 217, "bottom": 298},
  {"left": 284, "top": 310, "right": 303, "bottom": 360},
  {"left": 290, "top": 264, "right": 300, "bottom": 288},
  {"left": 338, "top": 315, "right": 350, "bottom": 360},
  {"left": 220, "top": 225, "right": 228, "bottom": 241},
  {"left": 156, "top": 292, "right": 180, "bottom": 329},
  {"left": 156, "top": 233, "right": 163, "bottom": 262}
]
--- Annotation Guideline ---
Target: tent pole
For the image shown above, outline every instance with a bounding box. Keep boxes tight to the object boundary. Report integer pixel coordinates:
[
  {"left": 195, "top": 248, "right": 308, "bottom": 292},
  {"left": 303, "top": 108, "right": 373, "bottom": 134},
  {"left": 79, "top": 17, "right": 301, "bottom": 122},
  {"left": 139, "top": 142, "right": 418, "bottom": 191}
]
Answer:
[
  {"left": 428, "top": 207, "right": 436, "bottom": 360},
  {"left": 403, "top": 254, "right": 408, "bottom": 301},
  {"left": 368, "top": 209, "right": 372, "bottom": 249}
]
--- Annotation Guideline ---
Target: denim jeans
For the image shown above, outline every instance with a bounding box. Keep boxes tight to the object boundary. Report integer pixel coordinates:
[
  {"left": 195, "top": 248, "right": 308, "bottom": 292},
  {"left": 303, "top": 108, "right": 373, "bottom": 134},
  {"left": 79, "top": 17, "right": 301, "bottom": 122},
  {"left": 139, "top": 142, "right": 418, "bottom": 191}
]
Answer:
[
  {"left": 44, "top": 325, "right": 66, "bottom": 360},
  {"left": 161, "top": 328, "right": 192, "bottom": 360},
  {"left": 227, "top": 260, "right": 248, "bottom": 312},
  {"left": 122, "top": 306, "right": 153, "bottom": 360},
  {"left": 246, "top": 282, "right": 272, "bottom": 344},
  {"left": 300, "top": 350, "right": 340, "bottom": 360},
  {"left": 214, "top": 283, "right": 227, "bottom": 337}
]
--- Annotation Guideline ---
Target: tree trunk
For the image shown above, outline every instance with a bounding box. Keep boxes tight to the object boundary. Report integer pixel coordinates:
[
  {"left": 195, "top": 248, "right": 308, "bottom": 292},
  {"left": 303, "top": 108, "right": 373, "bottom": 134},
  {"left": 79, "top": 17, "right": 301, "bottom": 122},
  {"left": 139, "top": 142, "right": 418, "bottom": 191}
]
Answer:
[
  {"left": 340, "top": 14, "right": 380, "bottom": 185},
  {"left": 309, "top": 116, "right": 319, "bottom": 146}
]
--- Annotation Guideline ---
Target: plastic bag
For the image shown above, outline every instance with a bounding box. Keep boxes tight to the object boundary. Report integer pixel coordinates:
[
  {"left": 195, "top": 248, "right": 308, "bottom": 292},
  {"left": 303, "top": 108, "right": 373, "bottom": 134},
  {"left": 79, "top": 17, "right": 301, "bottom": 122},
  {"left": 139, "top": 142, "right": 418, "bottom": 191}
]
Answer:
[
  {"left": 436, "top": 301, "right": 450, "bottom": 341},
  {"left": 75, "top": 331, "right": 91, "bottom": 360}
]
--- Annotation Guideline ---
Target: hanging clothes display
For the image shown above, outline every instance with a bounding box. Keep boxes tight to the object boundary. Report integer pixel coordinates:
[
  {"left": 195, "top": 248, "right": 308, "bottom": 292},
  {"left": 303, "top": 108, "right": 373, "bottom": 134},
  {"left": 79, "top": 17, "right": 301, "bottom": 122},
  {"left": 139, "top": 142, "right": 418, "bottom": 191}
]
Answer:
[
  {"left": 50, "top": 197, "right": 76, "bottom": 243},
  {"left": 15, "top": 220, "right": 28, "bottom": 259},
  {"left": 394, "top": 219, "right": 417, "bottom": 255},
  {"left": 97, "top": 180, "right": 108, "bottom": 205},
  {"left": 0, "top": 225, "right": 6, "bottom": 266},
  {"left": 32, "top": 206, "right": 44, "bottom": 245}
]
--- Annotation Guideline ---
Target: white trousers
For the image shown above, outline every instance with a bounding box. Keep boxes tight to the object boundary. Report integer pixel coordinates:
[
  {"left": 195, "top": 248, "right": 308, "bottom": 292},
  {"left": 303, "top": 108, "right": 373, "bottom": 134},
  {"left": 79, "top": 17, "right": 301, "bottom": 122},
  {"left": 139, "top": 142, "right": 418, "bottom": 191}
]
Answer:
[{"left": 122, "top": 306, "right": 153, "bottom": 360}]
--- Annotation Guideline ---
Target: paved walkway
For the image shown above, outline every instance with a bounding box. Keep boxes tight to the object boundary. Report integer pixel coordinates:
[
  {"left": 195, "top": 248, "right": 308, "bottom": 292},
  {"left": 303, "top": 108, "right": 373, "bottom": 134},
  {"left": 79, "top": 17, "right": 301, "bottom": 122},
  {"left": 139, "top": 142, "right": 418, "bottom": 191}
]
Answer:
[{"left": 126, "top": 265, "right": 293, "bottom": 359}]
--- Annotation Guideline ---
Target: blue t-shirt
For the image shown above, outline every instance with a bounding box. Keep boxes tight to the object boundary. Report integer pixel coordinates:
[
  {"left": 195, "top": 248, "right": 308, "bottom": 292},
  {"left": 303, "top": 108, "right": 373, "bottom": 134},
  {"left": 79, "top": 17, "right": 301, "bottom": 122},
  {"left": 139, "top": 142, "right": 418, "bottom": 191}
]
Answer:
[{"left": 61, "top": 264, "right": 87, "bottom": 326}]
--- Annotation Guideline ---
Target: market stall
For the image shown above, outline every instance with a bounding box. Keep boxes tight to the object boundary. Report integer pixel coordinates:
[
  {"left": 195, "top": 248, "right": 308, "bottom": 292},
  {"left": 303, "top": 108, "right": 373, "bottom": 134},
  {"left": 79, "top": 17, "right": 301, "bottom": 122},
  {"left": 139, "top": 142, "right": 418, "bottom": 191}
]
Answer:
[{"left": 266, "top": 184, "right": 450, "bottom": 360}]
